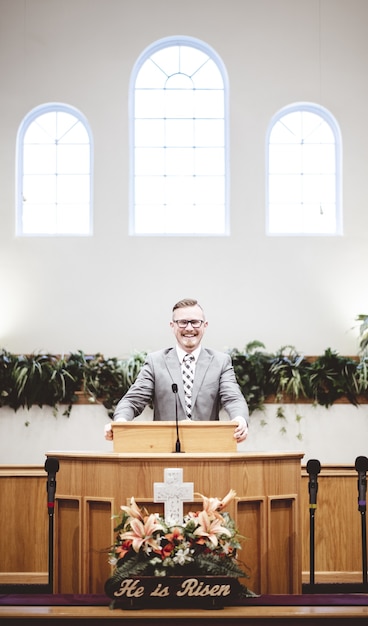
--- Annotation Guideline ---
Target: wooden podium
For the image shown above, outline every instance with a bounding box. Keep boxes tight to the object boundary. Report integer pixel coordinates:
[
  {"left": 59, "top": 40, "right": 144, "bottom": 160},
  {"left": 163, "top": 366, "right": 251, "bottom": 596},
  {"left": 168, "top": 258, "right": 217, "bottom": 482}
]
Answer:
[
  {"left": 112, "top": 420, "right": 237, "bottom": 453},
  {"left": 48, "top": 422, "right": 303, "bottom": 596}
]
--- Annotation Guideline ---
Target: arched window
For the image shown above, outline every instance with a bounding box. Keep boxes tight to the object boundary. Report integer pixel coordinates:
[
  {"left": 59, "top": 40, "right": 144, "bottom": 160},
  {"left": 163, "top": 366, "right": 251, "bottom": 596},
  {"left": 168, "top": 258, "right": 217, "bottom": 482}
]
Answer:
[
  {"left": 266, "top": 103, "right": 342, "bottom": 235},
  {"left": 16, "top": 103, "right": 93, "bottom": 236},
  {"left": 130, "top": 36, "right": 229, "bottom": 236}
]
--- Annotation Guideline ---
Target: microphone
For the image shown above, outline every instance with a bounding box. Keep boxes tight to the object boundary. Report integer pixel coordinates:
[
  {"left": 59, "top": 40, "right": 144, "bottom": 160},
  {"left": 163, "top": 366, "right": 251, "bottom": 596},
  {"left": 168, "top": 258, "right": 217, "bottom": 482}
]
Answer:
[
  {"left": 45, "top": 457, "right": 60, "bottom": 516},
  {"left": 172, "top": 383, "right": 182, "bottom": 453},
  {"left": 355, "top": 456, "right": 368, "bottom": 512},
  {"left": 306, "top": 459, "right": 321, "bottom": 508}
]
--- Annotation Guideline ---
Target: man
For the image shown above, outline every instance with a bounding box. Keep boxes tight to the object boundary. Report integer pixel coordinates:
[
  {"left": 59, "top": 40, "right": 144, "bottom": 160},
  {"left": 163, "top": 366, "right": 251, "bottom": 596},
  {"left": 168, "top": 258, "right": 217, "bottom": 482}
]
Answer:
[{"left": 104, "top": 298, "right": 249, "bottom": 442}]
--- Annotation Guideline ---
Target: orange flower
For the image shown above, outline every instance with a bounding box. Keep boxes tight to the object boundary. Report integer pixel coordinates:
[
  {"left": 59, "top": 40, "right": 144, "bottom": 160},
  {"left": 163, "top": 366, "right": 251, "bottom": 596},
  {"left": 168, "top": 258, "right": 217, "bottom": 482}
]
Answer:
[
  {"left": 161, "top": 542, "right": 175, "bottom": 558},
  {"left": 159, "top": 527, "right": 185, "bottom": 558},
  {"left": 115, "top": 539, "right": 133, "bottom": 560},
  {"left": 165, "top": 527, "right": 184, "bottom": 543}
]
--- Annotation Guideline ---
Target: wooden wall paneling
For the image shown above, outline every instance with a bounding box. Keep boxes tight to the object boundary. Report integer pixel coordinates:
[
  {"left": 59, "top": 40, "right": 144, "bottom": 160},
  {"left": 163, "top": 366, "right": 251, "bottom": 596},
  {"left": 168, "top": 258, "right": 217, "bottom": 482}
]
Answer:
[
  {"left": 83, "top": 498, "right": 115, "bottom": 594},
  {"left": 0, "top": 466, "right": 48, "bottom": 585},
  {"left": 301, "top": 468, "right": 362, "bottom": 584},
  {"left": 54, "top": 496, "right": 82, "bottom": 594},
  {"left": 235, "top": 497, "right": 266, "bottom": 595},
  {"left": 267, "top": 495, "right": 298, "bottom": 594},
  {"left": 230, "top": 454, "right": 302, "bottom": 594}
]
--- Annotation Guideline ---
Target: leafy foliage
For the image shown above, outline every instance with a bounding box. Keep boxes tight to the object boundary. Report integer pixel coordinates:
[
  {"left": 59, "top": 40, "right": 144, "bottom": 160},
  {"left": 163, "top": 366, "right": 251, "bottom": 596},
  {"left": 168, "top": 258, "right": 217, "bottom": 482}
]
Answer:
[
  {"left": 356, "top": 314, "right": 368, "bottom": 355},
  {"left": 228, "top": 341, "right": 270, "bottom": 413},
  {"left": 267, "top": 345, "right": 312, "bottom": 402},
  {"left": 307, "top": 349, "right": 360, "bottom": 407},
  {"left": 0, "top": 342, "right": 367, "bottom": 418},
  {"left": 0, "top": 348, "right": 147, "bottom": 417}
]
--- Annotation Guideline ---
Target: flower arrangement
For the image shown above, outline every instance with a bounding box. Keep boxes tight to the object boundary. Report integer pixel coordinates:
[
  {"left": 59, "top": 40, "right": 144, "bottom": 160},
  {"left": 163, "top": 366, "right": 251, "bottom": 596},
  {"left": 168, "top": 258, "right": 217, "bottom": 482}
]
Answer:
[{"left": 108, "top": 489, "right": 249, "bottom": 582}]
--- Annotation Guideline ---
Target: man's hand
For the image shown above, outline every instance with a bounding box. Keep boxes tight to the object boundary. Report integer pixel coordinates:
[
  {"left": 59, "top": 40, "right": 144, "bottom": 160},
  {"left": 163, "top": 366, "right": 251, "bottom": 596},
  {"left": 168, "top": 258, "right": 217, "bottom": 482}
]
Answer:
[
  {"left": 232, "top": 416, "right": 248, "bottom": 442},
  {"left": 104, "top": 423, "right": 113, "bottom": 440}
]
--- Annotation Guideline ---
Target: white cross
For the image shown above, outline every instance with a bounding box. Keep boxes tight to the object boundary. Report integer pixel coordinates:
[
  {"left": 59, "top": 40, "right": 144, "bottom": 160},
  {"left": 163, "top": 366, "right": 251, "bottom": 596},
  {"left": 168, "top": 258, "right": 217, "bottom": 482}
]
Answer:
[{"left": 153, "top": 468, "right": 194, "bottom": 524}]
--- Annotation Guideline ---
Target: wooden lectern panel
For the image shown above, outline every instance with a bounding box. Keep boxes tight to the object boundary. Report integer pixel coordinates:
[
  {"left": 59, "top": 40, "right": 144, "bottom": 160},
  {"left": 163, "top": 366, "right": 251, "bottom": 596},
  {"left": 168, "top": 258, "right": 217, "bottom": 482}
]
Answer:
[
  {"left": 49, "top": 449, "right": 304, "bottom": 595},
  {"left": 112, "top": 421, "right": 237, "bottom": 453}
]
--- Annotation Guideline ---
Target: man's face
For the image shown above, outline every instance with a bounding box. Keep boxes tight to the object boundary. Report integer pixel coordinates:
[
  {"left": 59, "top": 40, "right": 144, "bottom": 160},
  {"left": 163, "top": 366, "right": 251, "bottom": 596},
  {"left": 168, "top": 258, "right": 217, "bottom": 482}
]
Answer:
[{"left": 170, "top": 304, "right": 208, "bottom": 352}]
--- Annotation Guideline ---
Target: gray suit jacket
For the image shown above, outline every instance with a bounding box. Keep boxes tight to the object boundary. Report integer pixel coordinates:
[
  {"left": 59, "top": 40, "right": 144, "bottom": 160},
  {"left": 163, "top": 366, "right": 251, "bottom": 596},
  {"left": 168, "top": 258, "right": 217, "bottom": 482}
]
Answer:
[{"left": 113, "top": 347, "right": 249, "bottom": 422}]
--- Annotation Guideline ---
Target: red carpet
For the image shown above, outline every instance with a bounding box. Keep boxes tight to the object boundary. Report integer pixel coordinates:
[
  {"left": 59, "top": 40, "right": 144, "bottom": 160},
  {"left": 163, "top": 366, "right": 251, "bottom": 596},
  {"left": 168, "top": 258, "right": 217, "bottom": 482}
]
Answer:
[{"left": 1, "top": 593, "right": 368, "bottom": 606}]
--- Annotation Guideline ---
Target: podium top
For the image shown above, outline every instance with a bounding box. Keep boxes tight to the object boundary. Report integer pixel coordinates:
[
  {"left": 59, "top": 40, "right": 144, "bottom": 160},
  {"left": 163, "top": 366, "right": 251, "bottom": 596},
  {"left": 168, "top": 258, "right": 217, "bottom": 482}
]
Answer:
[{"left": 112, "top": 420, "right": 237, "bottom": 453}]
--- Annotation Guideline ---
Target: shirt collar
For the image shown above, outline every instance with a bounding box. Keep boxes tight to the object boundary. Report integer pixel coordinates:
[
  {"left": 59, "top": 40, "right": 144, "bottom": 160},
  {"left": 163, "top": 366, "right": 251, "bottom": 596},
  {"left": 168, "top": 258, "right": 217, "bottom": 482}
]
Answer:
[{"left": 176, "top": 345, "right": 201, "bottom": 363}]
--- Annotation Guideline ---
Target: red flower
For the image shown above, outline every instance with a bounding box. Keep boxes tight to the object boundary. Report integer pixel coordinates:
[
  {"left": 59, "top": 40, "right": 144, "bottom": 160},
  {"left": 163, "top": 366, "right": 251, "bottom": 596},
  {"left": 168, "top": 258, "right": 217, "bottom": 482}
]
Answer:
[
  {"left": 115, "top": 539, "right": 132, "bottom": 560},
  {"left": 161, "top": 542, "right": 175, "bottom": 558}
]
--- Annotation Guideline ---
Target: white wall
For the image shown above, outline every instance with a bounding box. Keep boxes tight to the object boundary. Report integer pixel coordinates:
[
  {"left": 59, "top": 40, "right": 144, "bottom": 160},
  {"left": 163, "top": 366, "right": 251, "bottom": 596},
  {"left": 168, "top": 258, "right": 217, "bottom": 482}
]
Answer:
[
  {"left": 0, "top": 0, "right": 367, "bottom": 360},
  {"left": 0, "top": 402, "right": 366, "bottom": 466},
  {"left": 0, "top": 404, "right": 112, "bottom": 465}
]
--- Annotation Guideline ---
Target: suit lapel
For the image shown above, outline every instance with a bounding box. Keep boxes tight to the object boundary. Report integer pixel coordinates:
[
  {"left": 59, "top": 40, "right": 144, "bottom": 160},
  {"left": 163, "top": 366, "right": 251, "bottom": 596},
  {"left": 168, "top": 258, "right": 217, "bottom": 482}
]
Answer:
[
  {"left": 164, "top": 348, "right": 214, "bottom": 416},
  {"left": 191, "top": 349, "right": 213, "bottom": 406},
  {"left": 164, "top": 349, "right": 186, "bottom": 411}
]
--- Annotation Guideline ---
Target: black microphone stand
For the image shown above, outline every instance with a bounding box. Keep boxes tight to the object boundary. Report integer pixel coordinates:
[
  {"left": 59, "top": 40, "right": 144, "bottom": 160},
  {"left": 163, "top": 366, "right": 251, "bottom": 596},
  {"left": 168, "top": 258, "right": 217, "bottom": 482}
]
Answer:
[
  {"left": 306, "top": 459, "right": 321, "bottom": 588},
  {"left": 172, "top": 383, "right": 182, "bottom": 452},
  {"left": 45, "top": 457, "right": 60, "bottom": 593},
  {"left": 360, "top": 507, "right": 367, "bottom": 586},
  {"left": 355, "top": 456, "right": 368, "bottom": 585},
  {"left": 309, "top": 504, "right": 316, "bottom": 586},
  {"left": 47, "top": 501, "right": 55, "bottom": 594}
]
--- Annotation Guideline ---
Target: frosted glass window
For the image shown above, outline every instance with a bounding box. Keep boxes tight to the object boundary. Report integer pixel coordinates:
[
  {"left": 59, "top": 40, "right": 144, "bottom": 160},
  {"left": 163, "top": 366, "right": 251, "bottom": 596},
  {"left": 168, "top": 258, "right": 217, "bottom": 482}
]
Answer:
[
  {"left": 266, "top": 104, "right": 342, "bottom": 236},
  {"left": 130, "top": 37, "right": 229, "bottom": 236},
  {"left": 16, "top": 104, "right": 93, "bottom": 236}
]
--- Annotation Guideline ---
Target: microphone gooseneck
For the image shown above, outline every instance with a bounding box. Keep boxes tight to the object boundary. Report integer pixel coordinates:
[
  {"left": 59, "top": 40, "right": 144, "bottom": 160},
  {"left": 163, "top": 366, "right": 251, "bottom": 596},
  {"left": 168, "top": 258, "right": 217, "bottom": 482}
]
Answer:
[{"left": 172, "top": 383, "right": 181, "bottom": 453}]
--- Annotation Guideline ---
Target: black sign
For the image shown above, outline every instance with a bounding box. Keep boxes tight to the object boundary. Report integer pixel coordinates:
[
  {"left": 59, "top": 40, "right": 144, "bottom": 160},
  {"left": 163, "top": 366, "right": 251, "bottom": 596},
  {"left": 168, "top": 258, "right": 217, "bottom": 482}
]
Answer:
[{"left": 105, "top": 575, "right": 244, "bottom": 609}]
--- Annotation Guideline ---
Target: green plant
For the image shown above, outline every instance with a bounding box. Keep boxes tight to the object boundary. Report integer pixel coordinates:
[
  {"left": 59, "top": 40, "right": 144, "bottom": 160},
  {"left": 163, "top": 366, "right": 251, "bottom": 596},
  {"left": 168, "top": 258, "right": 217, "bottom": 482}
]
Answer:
[
  {"left": 1, "top": 342, "right": 368, "bottom": 422},
  {"left": 2, "top": 352, "right": 80, "bottom": 415},
  {"left": 0, "top": 349, "right": 18, "bottom": 409},
  {"left": 307, "top": 348, "right": 360, "bottom": 407},
  {"left": 266, "top": 345, "right": 311, "bottom": 402},
  {"left": 81, "top": 351, "right": 147, "bottom": 418},
  {"left": 229, "top": 341, "right": 270, "bottom": 413},
  {"left": 356, "top": 355, "right": 368, "bottom": 396},
  {"left": 0, "top": 349, "right": 147, "bottom": 418},
  {"left": 356, "top": 314, "right": 368, "bottom": 355},
  {"left": 273, "top": 406, "right": 304, "bottom": 440}
]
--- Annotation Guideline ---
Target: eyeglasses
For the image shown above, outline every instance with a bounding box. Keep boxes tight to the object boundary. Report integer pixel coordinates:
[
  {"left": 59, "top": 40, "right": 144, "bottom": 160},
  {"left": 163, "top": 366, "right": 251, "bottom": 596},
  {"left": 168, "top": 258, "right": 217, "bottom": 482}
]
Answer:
[{"left": 173, "top": 319, "right": 205, "bottom": 329}]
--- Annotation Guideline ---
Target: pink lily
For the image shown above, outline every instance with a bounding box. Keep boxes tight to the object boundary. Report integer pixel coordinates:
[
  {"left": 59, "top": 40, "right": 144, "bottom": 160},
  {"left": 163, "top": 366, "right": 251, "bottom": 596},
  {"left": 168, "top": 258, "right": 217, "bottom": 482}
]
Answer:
[
  {"left": 196, "top": 489, "right": 236, "bottom": 516},
  {"left": 120, "top": 513, "right": 164, "bottom": 553},
  {"left": 120, "top": 496, "right": 144, "bottom": 521},
  {"left": 193, "top": 510, "right": 232, "bottom": 547}
]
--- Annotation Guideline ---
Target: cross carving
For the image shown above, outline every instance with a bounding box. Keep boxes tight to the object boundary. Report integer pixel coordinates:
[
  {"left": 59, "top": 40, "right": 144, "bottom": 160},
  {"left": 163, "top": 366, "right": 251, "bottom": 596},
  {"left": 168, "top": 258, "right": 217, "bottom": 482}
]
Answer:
[{"left": 153, "top": 468, "right": 194, "bottom": 524}]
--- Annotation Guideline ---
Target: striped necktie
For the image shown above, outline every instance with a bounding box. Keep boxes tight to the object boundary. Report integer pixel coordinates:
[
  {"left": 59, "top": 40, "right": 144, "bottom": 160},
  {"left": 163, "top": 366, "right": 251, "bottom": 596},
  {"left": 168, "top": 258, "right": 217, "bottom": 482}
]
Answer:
[{"left": 182, "top": 353, "right": 195, "bottom": 418}]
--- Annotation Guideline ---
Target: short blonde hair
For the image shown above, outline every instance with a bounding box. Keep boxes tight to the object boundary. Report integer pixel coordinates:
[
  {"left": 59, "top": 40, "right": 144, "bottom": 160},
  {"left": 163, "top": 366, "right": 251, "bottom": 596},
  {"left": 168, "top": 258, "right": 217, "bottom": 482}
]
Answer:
[{"left": 172, "top": 298, "right": 205, "bottom": 318}]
